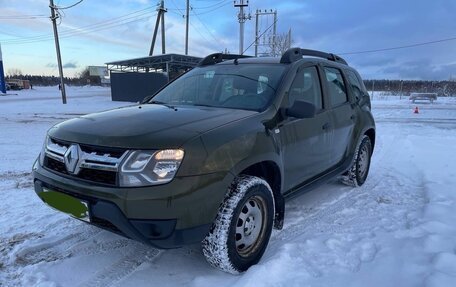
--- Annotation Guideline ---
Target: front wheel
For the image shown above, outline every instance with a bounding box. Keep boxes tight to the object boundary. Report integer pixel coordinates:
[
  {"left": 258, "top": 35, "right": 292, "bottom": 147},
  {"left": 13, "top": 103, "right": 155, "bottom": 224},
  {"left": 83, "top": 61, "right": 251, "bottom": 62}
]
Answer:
[
  {"left": 341, "top": 135, "right": 372, "bottom": 187},
  {"left": 202, "top": 175, "right": 274, "bottom": 274}
]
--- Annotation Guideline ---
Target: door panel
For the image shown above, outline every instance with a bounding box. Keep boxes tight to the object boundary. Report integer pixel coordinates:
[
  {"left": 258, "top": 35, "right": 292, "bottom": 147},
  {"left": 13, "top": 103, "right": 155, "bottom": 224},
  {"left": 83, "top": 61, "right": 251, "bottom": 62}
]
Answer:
[
  {"left": 322, "top": 67, "right": 355, "bottom": 166},
  {"left": 280, "top": 112, "right": 332, "bottom": 191},
  {"left": 329, "top": 103, "right": 354, "bottom": 165},
  {"left": 279, "top": 66, "right": 333, "bottom": 191}
]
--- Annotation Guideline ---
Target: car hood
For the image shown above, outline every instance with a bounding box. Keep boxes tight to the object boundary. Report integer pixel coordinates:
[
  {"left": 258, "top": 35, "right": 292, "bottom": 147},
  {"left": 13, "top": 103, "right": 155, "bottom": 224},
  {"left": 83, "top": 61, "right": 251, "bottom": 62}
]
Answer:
[{"left": 48, "top": 104, "right": 257, "bottom": 149}]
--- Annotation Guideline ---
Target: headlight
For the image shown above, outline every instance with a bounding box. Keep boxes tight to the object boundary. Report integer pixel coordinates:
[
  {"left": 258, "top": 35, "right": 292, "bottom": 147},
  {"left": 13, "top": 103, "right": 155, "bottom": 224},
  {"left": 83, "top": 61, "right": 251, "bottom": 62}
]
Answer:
[
  {"left": 119, "top": 149, "right": 184, "bottom": 187},
  {"left": 39, "top": 136, "right": 49, "bottom": 166}
]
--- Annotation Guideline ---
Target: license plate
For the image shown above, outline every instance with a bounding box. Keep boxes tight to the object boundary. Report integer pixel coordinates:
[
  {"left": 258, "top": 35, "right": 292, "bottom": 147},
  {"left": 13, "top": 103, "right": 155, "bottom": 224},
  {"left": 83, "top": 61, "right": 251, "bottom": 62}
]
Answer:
[{"left": 39, "top": 188, "right": 91, "bottom": 222}]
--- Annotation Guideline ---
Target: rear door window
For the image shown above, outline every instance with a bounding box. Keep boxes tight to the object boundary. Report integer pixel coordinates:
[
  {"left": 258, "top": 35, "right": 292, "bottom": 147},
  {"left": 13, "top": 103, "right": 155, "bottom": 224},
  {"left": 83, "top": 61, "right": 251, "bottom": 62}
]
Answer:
[{"left": 324, "top": 67, "right": 348, "bottom": 107}]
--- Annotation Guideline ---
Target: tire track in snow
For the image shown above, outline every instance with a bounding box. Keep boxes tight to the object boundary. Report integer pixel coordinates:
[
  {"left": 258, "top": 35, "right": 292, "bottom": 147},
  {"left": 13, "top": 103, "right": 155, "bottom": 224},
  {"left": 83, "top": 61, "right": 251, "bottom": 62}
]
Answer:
[
  {"left": 79, "top": 245, "right": 161, "bottom": 287},
  {"left": 264, "top": 126, "right": 410, "bottom": 274},
  {"left": 1, "top": 227, "right": 99, "bottom": 285},
  {"left": 264, "top": 124, "right": 429, "bottom": 276},
  {"left": 14, "top": 225, "right": 102, "bottom": 266},
  {"left": 0, "top": 172, "right": 33, "bottom": 190},
  {"left": 0, "top": 172, "right": 31, "bottom": 180},
  {"left": 14, "top": 237, "right": 133, "bottom": 266},
  {"left": 275, "top": 125, "right": 401, "bottom": 239}
]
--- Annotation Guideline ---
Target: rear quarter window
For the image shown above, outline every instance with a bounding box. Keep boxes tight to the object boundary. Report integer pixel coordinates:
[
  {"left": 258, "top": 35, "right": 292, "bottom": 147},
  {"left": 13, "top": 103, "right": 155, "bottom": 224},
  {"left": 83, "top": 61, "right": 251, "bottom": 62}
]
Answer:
[{"left": 346, "top": 70, "right": 363, "bottom": 101}]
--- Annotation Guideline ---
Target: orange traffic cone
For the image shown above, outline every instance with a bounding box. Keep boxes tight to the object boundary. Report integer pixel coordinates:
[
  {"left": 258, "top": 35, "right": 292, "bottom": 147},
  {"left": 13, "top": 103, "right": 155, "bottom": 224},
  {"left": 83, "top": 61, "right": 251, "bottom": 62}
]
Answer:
[{"left": 414, "top": 107, "right": 419, "bottom": 114}]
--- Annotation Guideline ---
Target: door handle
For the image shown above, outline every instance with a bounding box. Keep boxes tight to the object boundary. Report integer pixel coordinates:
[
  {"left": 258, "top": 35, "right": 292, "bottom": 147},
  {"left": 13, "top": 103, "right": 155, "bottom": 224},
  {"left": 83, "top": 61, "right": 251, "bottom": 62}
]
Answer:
[
  {"left": 350, "top": 115, "right": 357, "bottom": 121},
  {"left": 322, "top": 122, "right": 330, "bottom": 130}
]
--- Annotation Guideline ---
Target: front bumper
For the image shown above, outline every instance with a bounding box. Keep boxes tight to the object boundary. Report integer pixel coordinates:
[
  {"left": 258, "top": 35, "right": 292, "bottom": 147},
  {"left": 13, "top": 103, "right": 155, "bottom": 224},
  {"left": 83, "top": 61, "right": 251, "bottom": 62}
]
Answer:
[{"left": 33, "top": 160, "right": 232, "bottom": 249}]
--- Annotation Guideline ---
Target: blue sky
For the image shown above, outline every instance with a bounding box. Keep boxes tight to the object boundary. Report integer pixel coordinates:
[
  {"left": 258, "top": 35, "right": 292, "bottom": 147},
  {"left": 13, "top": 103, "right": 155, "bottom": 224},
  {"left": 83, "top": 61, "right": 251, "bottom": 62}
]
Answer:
[{"left": 1, "top": 0, "right": 455, "bottom": 80}]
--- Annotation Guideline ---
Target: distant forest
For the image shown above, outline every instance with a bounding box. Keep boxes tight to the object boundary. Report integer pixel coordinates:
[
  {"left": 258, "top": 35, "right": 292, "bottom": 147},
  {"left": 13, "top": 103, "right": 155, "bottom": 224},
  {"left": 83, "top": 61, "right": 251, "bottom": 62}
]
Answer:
[
  {"left": 5, "top": 67, "right": 101, "bottom": 86},
  {"left": 5, "top": 74, "right": 456, "bottom": 97},
  {"left": 363, "top": 79, "right": 456, "bottom": 97}
]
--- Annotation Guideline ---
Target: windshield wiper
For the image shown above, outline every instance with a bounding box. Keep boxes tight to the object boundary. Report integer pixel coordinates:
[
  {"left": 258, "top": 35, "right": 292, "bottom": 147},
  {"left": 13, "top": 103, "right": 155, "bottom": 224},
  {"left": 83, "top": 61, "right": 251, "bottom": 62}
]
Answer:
[
  {"left": 148, "top": 100, "right": 177, "bottom": 110},
  {"left": 190, "top": 103, "right": 216, "bottom": 108}
]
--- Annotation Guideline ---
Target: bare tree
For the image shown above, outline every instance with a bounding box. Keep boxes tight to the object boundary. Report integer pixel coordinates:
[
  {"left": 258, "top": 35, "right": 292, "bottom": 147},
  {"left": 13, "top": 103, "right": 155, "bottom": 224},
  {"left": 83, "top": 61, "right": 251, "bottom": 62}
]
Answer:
[
  {"left": 267, "top": 31, "right": 292, "bottom": 57},
  {"left": 7, "top": 68, "right": 23, "bottom": 77},
  {"left": 77, "top": 67, "right": 101, "bottom": 85}
]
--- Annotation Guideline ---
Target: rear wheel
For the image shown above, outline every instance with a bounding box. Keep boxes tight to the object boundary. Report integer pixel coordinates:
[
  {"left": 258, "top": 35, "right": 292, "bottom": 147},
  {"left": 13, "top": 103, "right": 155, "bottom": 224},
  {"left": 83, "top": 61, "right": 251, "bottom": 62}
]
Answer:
[
  {"left": 202, "top": 175, "right": 274, "bottom": 274},
  {"left": 341, "top": 135, "right": 372, "bottom": 187}
]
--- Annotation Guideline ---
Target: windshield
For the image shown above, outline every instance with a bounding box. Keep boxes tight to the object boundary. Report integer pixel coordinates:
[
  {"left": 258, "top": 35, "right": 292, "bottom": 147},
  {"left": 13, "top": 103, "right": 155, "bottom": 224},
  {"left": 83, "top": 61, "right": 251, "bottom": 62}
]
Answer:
[{"left": 148, "top": 64, "right": 286, "bottom": 111}]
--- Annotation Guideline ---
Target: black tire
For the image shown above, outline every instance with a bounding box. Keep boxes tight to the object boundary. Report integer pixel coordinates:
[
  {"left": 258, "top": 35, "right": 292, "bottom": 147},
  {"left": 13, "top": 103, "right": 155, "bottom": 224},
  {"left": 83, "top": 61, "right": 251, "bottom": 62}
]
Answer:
[
  {"left": 341, "top": 135, "right": 372, "bottom": 187},
  {"left": 202, "top": 175, "right": 275, "bottom": 274}
]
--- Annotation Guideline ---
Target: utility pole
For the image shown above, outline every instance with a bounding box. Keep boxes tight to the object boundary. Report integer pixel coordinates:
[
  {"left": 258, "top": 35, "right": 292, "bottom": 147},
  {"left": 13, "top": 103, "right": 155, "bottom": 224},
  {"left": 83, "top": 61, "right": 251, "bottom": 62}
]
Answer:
[
  {"left": 149, "top": 0, "right": 167, "bottom": 56},
  {"left": 272, "top": 10, "right": 277, "bottom": 56},
  {"left": 185, "top": 0, "right": 189, "bottom": 55},
  {"left": 49, "top": 0, "right": 67, "bottom": 104},
  {"left": 234, "top": 0, "right": 251, "bottom": 55},
  {"left": 254, "top": 9, "right": 278, "bottom": 57},
  {"left": 254, "top": 10, "right": 259, "bottom": 57},
  {"left": 160, "top": 0, "right": 166, "bottom": 54}
]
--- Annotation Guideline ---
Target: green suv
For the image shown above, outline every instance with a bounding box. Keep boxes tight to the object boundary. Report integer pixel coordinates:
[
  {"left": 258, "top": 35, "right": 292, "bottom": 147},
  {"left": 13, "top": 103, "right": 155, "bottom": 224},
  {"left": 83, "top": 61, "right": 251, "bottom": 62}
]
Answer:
[{"left": 33, "top": 48, "right": 375, "bottom": 273}]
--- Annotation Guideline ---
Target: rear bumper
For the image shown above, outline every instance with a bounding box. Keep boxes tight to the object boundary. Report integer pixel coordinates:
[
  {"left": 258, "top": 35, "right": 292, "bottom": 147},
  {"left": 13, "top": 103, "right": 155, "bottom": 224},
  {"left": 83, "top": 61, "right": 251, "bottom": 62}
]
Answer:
[{"left": 33, "top": 160, "right": 232, "bottom": 249}]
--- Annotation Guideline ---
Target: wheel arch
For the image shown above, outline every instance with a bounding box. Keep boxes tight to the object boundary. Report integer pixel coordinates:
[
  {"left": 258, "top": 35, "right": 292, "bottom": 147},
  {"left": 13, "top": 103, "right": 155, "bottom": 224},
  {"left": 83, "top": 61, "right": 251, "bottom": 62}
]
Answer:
[
  {"left": 364, "top": 128, "right": 376, "bottom": 153},
  {"left": 239, "top": 160, "right": 285, "bottom": 230}
]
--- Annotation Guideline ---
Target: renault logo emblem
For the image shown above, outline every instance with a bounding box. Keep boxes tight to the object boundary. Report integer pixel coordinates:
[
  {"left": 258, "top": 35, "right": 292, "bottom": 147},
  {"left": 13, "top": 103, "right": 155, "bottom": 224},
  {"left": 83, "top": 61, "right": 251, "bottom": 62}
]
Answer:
[{"left": 64, "top": 144, "right": 81, "bottom": 174}]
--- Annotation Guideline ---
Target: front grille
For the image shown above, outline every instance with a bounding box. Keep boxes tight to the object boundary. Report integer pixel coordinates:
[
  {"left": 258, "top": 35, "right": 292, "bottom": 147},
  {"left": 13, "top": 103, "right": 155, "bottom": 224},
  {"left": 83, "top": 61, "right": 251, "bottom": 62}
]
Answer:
[
  {"left": 79, "top": 144, "right": 125, "bottom": 159},
  {"left": 43, "top": 137, "right": 127, "bottom": 186},
  {"left": 78, "top": 168, "right": 117, "bottom": 185},
  {"left": 44, "top": 157, "right": 118, "bottom": 185},
  {"left": 45, "top": 157, "right": 68, "bottom": 175}
]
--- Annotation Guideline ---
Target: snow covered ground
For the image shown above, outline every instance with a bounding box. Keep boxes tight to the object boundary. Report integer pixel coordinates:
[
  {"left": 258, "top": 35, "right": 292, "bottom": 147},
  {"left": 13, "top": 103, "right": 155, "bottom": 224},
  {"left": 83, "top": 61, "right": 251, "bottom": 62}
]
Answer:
[{"left": 1, "top": 87, "right": 456, "bottom": 287}]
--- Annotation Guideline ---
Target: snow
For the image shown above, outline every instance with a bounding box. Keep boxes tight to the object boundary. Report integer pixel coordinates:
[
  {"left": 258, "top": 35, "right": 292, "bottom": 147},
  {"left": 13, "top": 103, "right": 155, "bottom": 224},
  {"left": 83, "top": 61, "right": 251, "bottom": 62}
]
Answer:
[{"left": 1, "top": 87, "right": 456, "bottom": 286}]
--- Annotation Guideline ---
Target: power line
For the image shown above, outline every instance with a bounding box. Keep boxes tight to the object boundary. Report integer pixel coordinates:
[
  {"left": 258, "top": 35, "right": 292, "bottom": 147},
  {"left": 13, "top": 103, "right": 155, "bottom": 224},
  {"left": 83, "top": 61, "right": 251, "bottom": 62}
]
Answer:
[
  {"left": 1, "top": 1, "right": 227, "bottom": 45},
  {"left": 1, "top": 8, "right": 155, "bottom": 44},
  {"left": 192, "top": 0, "right": 230, "bottom": 10},
  {"left": 54, "top": 0, "right": 84, "bottom": 10},
  {"left": 168, "top": 1, "right": 218, "bottom": 49},
  {"left": 192, "top": 1, "right": 231, "bottom": 15},
  {"left": 2, "top": 14, "right": 154, "bottom": 45},
  {"left": 167, "top": 0, "right": 229, "bottom": 11},
  {"left": 243, "top": 16, "right": 278, "bottom": 55},
  {"left": 0, "top": 15, "right": 49, "bottom": 20},
  {"left": 1, "top": 7, "right": 154, "bottom": 42},
  {"left": 189, "top": 20, "right": 212, "bottom": 44},
  {"left": 191, "top": 7, "right": 219, "bottom": 43},
  {"left": 169, "top": 0, "right": 186, "bottom": 16},
  {"left": 167, "top": 9, "right": 185, "bottom": 17},
  {"left": 59, "top": 14, "right": 155, "bottom": 39},
  {"left": 339, "top": 36, "right": 456, "bottom": 55}
]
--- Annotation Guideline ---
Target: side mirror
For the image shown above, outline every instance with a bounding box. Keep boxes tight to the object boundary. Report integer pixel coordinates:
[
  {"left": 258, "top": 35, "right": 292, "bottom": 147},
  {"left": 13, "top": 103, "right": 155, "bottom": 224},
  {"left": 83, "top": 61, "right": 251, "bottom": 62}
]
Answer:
[{"left": 285, "top": 100, "right": 316, "bottom": 119}]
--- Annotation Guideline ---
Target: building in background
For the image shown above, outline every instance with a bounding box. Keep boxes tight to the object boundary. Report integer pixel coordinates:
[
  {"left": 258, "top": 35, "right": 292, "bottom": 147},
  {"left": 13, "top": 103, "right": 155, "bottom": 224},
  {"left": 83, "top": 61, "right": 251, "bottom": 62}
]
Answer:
[
  {"left": 88, "top": 66, "right": 110, "bottom": 86},
  {"left": 7, "top": 79, "right": 30, "bottom": 89},
  {"left": 106, "top": 54, "right": 201, "bottom": 102}
]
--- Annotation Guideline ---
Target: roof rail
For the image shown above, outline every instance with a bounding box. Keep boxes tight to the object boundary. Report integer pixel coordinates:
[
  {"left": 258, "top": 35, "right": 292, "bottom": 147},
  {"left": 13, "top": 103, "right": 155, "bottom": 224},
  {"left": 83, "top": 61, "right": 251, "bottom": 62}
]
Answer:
[
  {"left": 280, "top": 48, "right": 348, "bottom": 65},
  {"left": 197, "top": 53, "right": 252, "bottom": 66}
]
